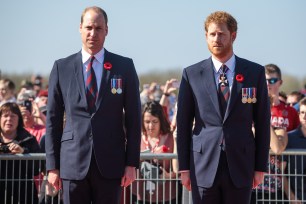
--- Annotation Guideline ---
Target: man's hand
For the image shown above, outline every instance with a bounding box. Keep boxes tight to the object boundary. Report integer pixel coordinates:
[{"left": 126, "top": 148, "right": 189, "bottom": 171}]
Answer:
[
  {"left": 180, "top": 171, "right": 191, "bottom": 191},
  {"left": 48, "top": 169, "right": 62, "bottom": 191},
  {"left": 121, "top": 166, "right": 136, "bottom": 187},
  {"left": 253, "top": 171, "right": 265, "bottom": 189}
]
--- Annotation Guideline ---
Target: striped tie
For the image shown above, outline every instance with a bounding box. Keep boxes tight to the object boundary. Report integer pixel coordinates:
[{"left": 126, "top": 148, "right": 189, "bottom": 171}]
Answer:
[
  {"left": 218, "top": 64, "right": 230, "bottom": 117},
  {"left": 85, "top": 56, "right": 97, "bottom": 113},
  {"left": 218, "top": 64, "right": 230, "bottom": 150}
]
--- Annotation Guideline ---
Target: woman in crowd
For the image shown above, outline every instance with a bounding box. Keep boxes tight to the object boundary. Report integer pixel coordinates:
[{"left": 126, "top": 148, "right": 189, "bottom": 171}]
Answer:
[
  {"left": 0, "top": 102, "right": 41, "bottom": 204},
  {"left": 132, "top": 101, "right": 176, "bottom": 204}
]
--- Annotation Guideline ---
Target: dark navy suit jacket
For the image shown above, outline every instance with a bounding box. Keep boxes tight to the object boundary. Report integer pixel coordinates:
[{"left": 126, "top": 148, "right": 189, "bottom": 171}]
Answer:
[
  {"left": 45, "top": 49, "right": 141, "bottom": 180},
  {"left": 177, "top": 56, "right": 270, "bottom": 188}
]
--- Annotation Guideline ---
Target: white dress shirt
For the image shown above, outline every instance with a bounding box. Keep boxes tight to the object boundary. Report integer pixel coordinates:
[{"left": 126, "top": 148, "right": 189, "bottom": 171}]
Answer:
[
  {"left": 212, "top": 54, "right": 236, "bottom": 91},
  {"left": 81, "top": 48, "right": 105, "bottom": 92}
]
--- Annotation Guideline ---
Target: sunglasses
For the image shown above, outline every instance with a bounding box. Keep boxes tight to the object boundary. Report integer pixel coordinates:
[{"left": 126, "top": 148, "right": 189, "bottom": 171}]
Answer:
[{"left": 266, "top": 78, "right": 280, "bottom": 84}]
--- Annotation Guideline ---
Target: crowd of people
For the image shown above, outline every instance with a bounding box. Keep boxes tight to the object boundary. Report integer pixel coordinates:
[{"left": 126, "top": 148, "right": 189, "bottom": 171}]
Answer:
[
  {"left": 0, "top": 67, "right": 306, "bottom": 203},
  {"left": 1, "top": 6, "right": 306, "bottom": 204}
]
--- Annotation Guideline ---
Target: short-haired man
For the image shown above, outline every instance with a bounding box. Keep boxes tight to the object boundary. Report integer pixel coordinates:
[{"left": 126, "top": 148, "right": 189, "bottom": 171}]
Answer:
[
  {"left": 45, "top": 6, "right": 141, "bottom": 204},
  {"left": 287, "top": 90, "right": 304, "bottom": 111},
  {"left": 0, "top": 78, "right": 16, "bottom": 106},
  {"left": 265, "top": 64, "right": 300, "bottom": 131},
  {"left": 177, "top": 11, "right": 270, "bottom": 204}
]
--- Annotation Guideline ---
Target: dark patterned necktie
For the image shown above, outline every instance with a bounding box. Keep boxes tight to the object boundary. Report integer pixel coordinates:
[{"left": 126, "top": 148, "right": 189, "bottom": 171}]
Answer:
[
  {"left": 218, "top": 64, "right": 230, "bottom": 117},
  {"left": 85, "top": 56, "right": 97, "bottom": 113},
  {"left": 218, "top": 64, "right": 230, "bottom": 150}
]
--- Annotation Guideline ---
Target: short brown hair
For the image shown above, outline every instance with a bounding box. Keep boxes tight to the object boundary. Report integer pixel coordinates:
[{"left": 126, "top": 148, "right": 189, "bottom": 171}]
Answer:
[
  {"left": 0, "top": 103, "right": 24, "bottom": 132},
  {"left": 205, "top": 11, "right": 238, "bottom": 33},
  {"left": 0, "top": 78, "right": 15, "bottom": 92},
  {"left": 265, "top": 64, "right": 282, "bottom": 80},
  {"left": 299, "top": 97, "right": 306, "bottom": 107},
  {"left": 81, "top": 6, "right": 108, "bottom": 25}
]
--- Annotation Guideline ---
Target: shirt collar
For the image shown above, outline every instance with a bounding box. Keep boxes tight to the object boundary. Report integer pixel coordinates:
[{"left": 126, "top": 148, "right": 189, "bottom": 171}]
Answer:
[
  {"left": 212, "top": 54, "right": 236, "bottom": 73},
  {"left": 81, "top": 48, "right": 105, "bottom": 64}
]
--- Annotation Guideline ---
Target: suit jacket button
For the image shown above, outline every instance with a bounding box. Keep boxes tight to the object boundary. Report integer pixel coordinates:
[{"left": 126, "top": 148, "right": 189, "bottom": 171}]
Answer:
[{"left": 89, "top": 133, "right": 93, "bottom": 138}]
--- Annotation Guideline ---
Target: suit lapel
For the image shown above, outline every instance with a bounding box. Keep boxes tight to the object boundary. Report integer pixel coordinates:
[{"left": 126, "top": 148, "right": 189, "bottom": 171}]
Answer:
[
  {"left": 74, "top": 51, "right": 88, "bottom": 107},
  {"left": 201, "top": 59, "right": 222, "bottom": 120},
  {"left": 96, "top": 49, "right": 111, "bottom": 110},
  {"left": 224, "top": 56, "right": 248, "bottom": 122}
]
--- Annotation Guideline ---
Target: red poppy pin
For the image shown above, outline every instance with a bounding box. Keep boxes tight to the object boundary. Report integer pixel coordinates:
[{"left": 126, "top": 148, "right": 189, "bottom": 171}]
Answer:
[
  {"left": 161, "top": 145, "right": 170, "bottom": 153},
  {"left": 236, "top": 74, "right": 244, "bottom": 82},
  {"left": 104, "top": 62, "right": 112, "bottom": 70}
]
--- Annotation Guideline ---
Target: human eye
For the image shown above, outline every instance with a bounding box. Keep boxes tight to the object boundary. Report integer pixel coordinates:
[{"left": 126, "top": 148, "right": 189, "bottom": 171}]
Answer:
[
  {"left": 85, "top": 26, "right": 92, "bottom": 30},
  {"left": 1, "top": 113, "right": 8, "bottom": 118},
  {"left": 153, "top": 120, "right": 159, "bottom": 124}
]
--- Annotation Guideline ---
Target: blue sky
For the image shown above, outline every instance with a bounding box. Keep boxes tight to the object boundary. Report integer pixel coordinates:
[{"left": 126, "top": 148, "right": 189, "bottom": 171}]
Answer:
[{"left": 1, "top": 1, "right": 306, "bottom": 78}]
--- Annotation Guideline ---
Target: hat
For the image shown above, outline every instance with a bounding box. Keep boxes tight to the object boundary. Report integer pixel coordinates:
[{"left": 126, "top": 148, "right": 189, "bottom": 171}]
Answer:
[{"left": 38, "top": 90, "right": 48, "bottom": 97}]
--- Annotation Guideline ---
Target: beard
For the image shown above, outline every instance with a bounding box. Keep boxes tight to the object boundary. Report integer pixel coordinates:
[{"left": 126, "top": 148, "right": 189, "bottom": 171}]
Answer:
[
  {"left": 207, "top": 37, "right": 234, "bottom": 59},
  {"left": 208, "top": 41, "right": 233, "bottom": 60}
]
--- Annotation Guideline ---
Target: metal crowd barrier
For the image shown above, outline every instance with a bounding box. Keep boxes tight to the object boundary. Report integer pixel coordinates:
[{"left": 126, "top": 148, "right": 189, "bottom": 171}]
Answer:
[{"left": 1, "top": 150, "right": 306, "bottom": 204}]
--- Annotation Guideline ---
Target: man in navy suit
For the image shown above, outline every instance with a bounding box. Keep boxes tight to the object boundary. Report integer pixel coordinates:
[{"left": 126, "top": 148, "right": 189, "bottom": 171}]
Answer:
[
  {"left": 45, "top": 6, "right": 141, "bottom": 204},
  {"left": 176, "top": 11, "right": 270, "bottom": 204}
]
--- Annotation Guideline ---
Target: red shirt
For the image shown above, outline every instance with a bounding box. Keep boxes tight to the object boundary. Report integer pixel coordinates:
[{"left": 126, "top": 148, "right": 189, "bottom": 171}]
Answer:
[
  {"left": 271, "top": 101, "right": 300, "bottom": 131},
  {"left": 25, "top": 124, "right": 46, "bottom": 143}
]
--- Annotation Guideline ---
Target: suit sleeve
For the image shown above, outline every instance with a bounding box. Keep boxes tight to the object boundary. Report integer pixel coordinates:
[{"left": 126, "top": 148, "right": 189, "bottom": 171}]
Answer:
[
  {"left": 253, "top": 66, "right": 270, "bottom": 172},
  {"left": 123, "top": 59, "right": 141, "bottom": 168},
  {"left": 45, "top": 61, "right": 65, "bottom": 171},
  {"left": 176, "top": 68, "right": 195, "bottom": 171}
]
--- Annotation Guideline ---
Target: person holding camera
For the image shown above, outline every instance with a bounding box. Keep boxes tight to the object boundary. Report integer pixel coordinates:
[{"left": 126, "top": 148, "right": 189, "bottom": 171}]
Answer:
[
  {"left": 17, "top": 91, "right": 46, "bottom": 143},
  {"left": 0, "top": 102, "right": 41, "bottom": 204}
]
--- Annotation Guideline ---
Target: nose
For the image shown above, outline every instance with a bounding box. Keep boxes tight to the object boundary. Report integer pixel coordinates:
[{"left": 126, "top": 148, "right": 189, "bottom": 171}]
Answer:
[
  {"left": 90, "top": 29, "right": 97, "bottom": 37},
  {"left": 266, "top": 81, "right": 271, "bottom": 89}
]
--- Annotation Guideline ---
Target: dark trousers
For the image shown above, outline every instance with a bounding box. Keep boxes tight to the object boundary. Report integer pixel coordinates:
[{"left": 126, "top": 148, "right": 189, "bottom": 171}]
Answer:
[
  {"left": 192, "top": 151, "right": 252, "bottom": 204},
  {"left": 62, "top": 154, "right": 122, "bottom": 204}
]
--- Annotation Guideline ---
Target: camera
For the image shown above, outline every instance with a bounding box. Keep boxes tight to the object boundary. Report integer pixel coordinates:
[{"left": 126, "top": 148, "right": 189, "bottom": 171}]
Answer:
[
  {"left": 22, "top": 100, "right": 32, "bottom": 113},
  {"left": 172, "top": 81, "right": 180, "bottom": 88},
  {"left": 0, "top": 145, "right": 11, "bottom": 153}
]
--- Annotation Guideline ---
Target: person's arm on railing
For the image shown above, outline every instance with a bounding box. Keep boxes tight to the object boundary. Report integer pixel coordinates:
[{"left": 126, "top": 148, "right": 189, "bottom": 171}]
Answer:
[{"left": 270, "top": 126, "right": 288, "bottom": 154}]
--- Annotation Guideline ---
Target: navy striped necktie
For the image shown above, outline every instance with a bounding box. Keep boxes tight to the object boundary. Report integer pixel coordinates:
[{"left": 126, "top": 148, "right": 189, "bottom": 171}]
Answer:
[{"left": 85, "top": 56, "right": 97, "bottom": 113}]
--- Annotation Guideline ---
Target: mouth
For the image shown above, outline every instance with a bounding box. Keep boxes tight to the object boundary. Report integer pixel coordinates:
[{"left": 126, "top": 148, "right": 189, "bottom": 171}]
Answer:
[{"left": 213, "top": 44, "right": 222, "bottom": 48}]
